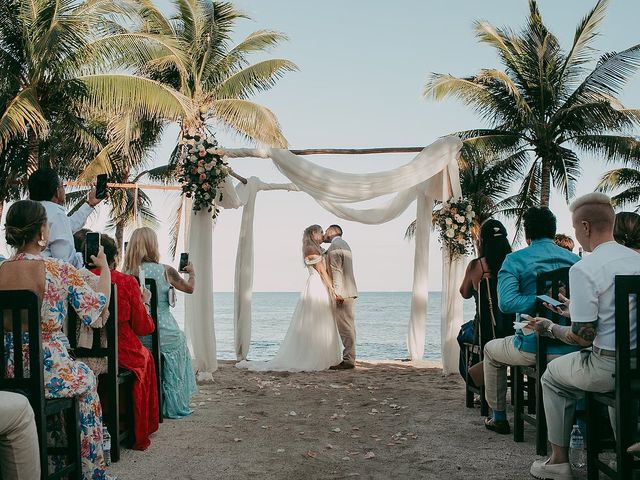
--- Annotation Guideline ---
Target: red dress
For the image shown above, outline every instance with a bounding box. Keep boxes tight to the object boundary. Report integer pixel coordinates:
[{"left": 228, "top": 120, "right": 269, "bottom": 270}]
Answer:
[{"left": 95, "top": 269, "right": 159, "bottom": 450}]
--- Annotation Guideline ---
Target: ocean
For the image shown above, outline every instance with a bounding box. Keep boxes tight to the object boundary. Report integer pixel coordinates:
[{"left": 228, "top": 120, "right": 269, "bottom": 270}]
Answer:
[{"left": 174, "top": 292, "right": 476, "bottom": 361}]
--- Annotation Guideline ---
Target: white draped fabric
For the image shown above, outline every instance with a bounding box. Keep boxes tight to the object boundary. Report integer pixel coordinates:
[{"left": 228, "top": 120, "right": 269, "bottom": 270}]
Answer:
[
  {"left": 441, "top": 255, "right": 468, "bottom": 375},
  {"left": 218, "top": 136, "right": 464, "bottom": 369}
]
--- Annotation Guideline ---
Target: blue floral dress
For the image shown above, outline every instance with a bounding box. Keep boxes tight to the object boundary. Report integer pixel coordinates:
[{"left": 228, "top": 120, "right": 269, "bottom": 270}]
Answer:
[
  {"left": 3, "top": 254, "right": 109, "bottom": 479},
  {"left": 140, "top": 262, "right": 197, "bottom": 418}
]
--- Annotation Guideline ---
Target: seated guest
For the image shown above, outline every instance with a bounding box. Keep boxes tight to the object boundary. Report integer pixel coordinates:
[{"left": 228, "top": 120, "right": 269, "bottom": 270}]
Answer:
[
  {"left": 123, "top": 227, "right": 197, "bottom": 419},
  {"left": 459, "top": 219, "right": 514, "bottom": 385},
  {"left": 528, "top": 193, "right": 640, "bottom": 480},
  {"left": 92, "top": 234, "right": 159, "bottom": 450},
  {"left": 483, "top": 207, "right": 581, "bottom": 434},
  {"left": 0, "top": 391, "right": 40, "bottom": 480},
  {"left": 28, "top": 168, "right": 104, "bottom": 269},
  {"left": 614, "top": 211, "right": 640, "bottom": 253},
  {"left": 0, "top": 200, "right": 113, "bottom": 479},
  {"left": 554, "top": 233, "right": 575, "bottom": 252}
]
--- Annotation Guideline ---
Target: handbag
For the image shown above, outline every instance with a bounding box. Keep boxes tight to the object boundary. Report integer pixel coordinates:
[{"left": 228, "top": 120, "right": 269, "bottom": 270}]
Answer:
[{"left": 164, "top": 266, "right": 177, "bottom": 308}]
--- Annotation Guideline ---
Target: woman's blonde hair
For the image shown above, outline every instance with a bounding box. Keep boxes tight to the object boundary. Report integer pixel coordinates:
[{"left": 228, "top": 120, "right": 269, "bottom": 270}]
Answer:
[
  {"left": 302, "top": 224, "right": 323, "bottom": 259},
  {"left": 123, "top": 227, "right": 160, "bottom": 274}
]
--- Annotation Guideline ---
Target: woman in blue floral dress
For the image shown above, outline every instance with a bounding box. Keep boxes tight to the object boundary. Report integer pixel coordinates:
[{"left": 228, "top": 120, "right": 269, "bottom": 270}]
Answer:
[
  {"left": 124, "top": 227, "right": 197, "bottom": 418},
  {"left": 1, "top": 200, "right": 113, "bottom": 479}
]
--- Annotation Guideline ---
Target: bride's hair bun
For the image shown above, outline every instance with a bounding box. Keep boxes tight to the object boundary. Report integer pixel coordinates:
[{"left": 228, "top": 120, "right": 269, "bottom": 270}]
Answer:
[
  {"left": 4, "top": 200, "right": 47, "bottom": 248},
  {"left": 614, "top": 211, "right": 640, "bottom": 250}
]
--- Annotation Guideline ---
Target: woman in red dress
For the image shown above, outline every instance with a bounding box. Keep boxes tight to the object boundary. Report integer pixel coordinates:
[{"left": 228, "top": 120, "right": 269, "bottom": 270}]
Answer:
[{"left": 93, "top": 235, "right": 159, "bottom": 450}]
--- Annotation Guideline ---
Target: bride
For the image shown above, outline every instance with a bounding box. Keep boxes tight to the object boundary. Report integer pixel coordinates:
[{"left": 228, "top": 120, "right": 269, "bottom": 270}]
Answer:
[{"left": 236, "top": 225, "right": 342, "bottom": 372}]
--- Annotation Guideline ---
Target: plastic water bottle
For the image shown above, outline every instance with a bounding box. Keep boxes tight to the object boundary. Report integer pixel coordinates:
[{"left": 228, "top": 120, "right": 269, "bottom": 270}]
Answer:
[
  {"left": 102, "top": 427, "right": 111, "bottom": 466},
  {"left": 569, "top": 424, "right": 586, "bottom": 469}
]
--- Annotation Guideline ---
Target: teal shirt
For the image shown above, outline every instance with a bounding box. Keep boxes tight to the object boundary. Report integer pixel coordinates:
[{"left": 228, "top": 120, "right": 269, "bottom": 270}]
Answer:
[{"left": 497, "top": 238, "right": 581, "bottom": 354}]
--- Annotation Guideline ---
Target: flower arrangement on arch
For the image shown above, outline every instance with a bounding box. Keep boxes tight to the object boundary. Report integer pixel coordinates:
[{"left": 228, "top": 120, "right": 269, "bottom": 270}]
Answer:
[
  {"left": 178, "top": 127, "right": 228, "bottom": 217},
  {"left": 434, "top": 197, "right": 475, "bottom": 258}
]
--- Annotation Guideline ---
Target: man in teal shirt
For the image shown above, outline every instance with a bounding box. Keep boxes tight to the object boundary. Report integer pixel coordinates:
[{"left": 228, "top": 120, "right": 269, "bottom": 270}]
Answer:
[{"left": 482, "top": 207, "right": 580, "bottom": 434}]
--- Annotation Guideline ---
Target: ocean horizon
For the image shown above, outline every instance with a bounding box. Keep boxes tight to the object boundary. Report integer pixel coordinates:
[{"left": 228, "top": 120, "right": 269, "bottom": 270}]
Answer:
[{"left": 174, "top": 291, "right": 476, "bottom": 362}]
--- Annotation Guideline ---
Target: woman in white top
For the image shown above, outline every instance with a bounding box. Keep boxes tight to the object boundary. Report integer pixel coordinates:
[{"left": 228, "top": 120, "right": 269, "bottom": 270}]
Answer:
[{"left": 237, "top": 225, "right": 342, "bottom": 372}]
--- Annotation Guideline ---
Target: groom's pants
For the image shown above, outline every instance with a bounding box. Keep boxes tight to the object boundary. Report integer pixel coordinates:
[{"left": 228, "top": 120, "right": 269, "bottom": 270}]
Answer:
[{"left": 334, "top": 298, "right": 356, "bottom": 365}]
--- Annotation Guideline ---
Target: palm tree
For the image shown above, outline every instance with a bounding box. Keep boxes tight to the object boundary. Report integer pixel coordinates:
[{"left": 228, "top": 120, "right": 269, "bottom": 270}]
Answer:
[
  {"left": 423, "top": 0, "right": 640, "bottom": 212},
  {"left": 597, "top": 157, "right": 640, "bottom": 211},
  {"left": 0, "top": 0, "right": 193, "bottom": 207},
  {"left": 137, "top": 0, "right": 298, "bottom": 159}
]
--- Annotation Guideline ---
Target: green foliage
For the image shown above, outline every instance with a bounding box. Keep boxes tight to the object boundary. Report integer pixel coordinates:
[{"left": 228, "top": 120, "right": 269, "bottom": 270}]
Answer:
[{"left": 424, "top": 0, "right": 640, "bottom": 217}]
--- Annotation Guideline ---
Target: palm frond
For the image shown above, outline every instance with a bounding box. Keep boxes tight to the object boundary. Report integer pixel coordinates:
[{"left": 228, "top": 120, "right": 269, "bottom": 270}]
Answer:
[
  {"left": 0, "top": 87, "right": 48, "bottom": 148},
  {"left": 211, "top": 98, "right": 287, "bottom": 147},
  {"left": 76, "top": 74, "right": 194, "bottom": 120},
  {"left": 214, "top": 59, "right": 298, "bottom": 100}
]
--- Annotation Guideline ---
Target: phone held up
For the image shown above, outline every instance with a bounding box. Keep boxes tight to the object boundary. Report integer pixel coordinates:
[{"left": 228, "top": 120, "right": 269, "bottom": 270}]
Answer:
[
  {"left": 84, "top": 232, "right": 101, "bottom": 268},
  {"left": 95, "top": 174, "right": 108, "bottom": 200},
  {"left": 536, "top": 294, "right": 564, "bottom": 308},
  {"left": 179, "top": 253, "right": 189, "bottom": 273}
]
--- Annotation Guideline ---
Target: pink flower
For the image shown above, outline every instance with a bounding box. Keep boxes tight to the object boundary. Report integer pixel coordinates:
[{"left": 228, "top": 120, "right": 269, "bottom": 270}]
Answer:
[
  {"left": 199, "top": 173, "right": 207, "bottom": 181},
  {"left": 202, "top": 183, "right": 210, "bottom": 191},
  {"left": 198, "top": 150, "right": 207, "bottom": 157}
]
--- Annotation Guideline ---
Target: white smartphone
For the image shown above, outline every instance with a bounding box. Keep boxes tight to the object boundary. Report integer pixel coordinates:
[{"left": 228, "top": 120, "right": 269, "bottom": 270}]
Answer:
[
  {"left": 138, "top": 266, "right": 146, "bottom": 293},
  {"left": 536, "top": 294, "right": 564, "bottom": 308}
]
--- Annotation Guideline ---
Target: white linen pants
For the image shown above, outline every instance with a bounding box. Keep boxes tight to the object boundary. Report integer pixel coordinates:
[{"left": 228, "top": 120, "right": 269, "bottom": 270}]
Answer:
[
  {"left": 483, "top": 336, "right": 561, "bottom": 412},
  {"left": 0, "top": 391, "right": 40, "bottom": 480},
  {"left": 541, "top": 350, "right": 615, "bottom": 447}
]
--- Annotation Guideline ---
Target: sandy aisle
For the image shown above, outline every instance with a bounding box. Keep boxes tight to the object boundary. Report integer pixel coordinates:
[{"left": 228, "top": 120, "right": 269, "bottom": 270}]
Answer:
[{"left": 109, "top": 360, "right": 548, "bottom": 479}]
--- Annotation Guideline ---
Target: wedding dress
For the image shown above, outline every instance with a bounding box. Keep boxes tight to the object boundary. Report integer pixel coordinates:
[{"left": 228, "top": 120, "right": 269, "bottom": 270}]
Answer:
[{"left": 236, "top": 255, "right": 342, "bottom": 372}]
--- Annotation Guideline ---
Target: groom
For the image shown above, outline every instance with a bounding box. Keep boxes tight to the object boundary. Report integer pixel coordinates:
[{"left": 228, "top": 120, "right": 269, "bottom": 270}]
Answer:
[{"left": 324, "top": 225, "right": 358, "bottom": 370}]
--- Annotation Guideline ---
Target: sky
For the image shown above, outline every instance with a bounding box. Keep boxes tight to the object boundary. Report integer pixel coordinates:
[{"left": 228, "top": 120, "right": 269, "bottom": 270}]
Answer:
[{"left": 5, "top": 0, "right": 640, "bottom": 292}]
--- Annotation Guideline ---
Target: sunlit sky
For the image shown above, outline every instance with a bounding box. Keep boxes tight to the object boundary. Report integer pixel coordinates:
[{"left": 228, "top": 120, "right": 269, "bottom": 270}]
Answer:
[{"left": 6, "top": 0, "right": 640, "bottom": 291}]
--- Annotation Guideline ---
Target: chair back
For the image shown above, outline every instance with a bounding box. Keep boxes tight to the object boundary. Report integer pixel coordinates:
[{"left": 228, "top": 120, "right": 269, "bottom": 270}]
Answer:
[
  {"left": 68, "top": 284, "right": 119, "bottom": 379},
  {"left": 536, "top": 267, "right": 571, "bottom": 325},
  {"left": 0, "top": 290, "right": 43, "bottom": 399},
  {"left": 614, "top": 275, "right": 640, "bottom": 389},
  {"left": 138, "top": 278, "right": 163, "bottom": 421}
]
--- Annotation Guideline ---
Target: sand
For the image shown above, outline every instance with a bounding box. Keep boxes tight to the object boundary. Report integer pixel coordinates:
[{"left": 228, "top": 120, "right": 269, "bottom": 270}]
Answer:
[{"left": 109, "top": 360, "right": 551, "bottom": 480}]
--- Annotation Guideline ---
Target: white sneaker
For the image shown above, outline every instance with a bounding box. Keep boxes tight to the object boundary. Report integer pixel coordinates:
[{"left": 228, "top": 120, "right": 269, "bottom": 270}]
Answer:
[{"left": 530, "top": 458, "right": 574, "bottom": 480}]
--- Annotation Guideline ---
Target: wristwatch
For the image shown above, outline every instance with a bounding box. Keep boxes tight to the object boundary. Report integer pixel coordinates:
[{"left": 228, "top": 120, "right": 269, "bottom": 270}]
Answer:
[{"left": 546, "top": 322, "right": 555, "bottom": 338}]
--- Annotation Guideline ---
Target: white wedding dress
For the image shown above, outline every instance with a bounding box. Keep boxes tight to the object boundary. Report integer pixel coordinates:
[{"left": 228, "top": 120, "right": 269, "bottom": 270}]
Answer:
[{"left": 236, "top": 255, "right": 342, "bottom": 372}]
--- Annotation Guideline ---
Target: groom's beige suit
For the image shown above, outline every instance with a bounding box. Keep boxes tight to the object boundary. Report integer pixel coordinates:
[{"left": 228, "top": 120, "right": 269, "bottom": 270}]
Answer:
[{"left": 326, "top": 236, "right": 358, "bottom": 365}]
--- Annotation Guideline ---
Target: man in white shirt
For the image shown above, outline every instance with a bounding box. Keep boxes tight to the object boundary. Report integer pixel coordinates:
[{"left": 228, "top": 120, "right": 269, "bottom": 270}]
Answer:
[
  {"left": 528, "top": 193, "right": 640, "bottom": 480},
  {"left": 28, "top": 168, "right": 103, "bottom": 268}
]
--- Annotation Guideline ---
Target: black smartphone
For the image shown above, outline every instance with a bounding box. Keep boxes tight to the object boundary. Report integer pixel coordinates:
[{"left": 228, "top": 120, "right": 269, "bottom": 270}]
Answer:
[
  {"left": 179, "top": 252, "right": 189, "bottom": 273},
  {"left": 95, "top": 174, "right": 108, "bottom": 200},
  {"left": 84, "top": 232, "right": 101, "bottom": 267}
]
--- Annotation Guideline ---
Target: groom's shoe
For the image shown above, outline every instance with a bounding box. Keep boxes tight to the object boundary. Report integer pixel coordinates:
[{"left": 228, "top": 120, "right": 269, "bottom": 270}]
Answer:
[{"left": 330, "top": 361, "right": 355, "bottom": 370}]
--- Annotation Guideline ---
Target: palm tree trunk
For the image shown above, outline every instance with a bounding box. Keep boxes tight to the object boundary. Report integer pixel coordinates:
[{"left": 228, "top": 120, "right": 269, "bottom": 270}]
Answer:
[
  {"left": 27, "top": 129, "right": 40, "bottom": 173},
  {"left": 540, "top": 160, "right": 552, "bottom": 207},
  {"left": 115, "top": 222, "right": 124, "bottom": 256}
]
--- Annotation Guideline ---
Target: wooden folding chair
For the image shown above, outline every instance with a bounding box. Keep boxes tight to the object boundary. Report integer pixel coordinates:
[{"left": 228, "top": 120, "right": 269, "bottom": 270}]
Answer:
[
  {"left": 513, "top": 266, "right": 571, "bottom": 455},
  {"left": 0, "top": 290, "right": 82, "bottom": 480},
  {"left": 586, "top": 275, "right": 640, "bottom": 480}
]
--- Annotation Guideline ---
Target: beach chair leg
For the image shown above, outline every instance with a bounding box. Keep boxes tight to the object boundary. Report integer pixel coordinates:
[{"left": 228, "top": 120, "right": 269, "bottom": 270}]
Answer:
[{"left": 513, "top": 367, "right": 524, "bottom": 442}]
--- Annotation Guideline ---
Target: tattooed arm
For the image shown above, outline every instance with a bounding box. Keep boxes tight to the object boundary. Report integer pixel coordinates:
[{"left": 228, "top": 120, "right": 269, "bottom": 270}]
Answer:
[
  {"left": 567, "top": 321, "right": 598, "bottom": 347},
  {"left": 165, "top": 262, "right": 195, "bottom": 294}
]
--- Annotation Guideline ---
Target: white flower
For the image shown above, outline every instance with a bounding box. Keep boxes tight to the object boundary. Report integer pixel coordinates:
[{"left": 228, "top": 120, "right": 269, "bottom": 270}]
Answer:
[
  {"left": 445, "top": 218, "right": 453, "bottom": 225},
  {"left": 461, "top": 226, "right": 466, "bottom": 233},
  {"left": 466, "top": 205, "right": 473, "bottom": 212},
  {"left": 197, "top": 167, "right": 205, "bottom": 174},
  {"left": 446, "top": 229, "right": 455, "bottom": 238},
  {"left": 455, "top": 214, "right": 465, "bottom": 223}
]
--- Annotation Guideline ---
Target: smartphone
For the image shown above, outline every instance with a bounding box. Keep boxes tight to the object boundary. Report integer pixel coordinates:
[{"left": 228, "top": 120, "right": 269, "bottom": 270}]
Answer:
[
  {"left": 179, "top": 252, "right": 189, "bottom": 273},
  {"left": 536, "top": 294, "right": 564, "bottom": 308},
  {"left": 84, "top": 232, "right": 101, "bottom": 267},
  {"left": 95, "top": 174, "right": 108, "bottom": 200},
  {"left": 124, "top": 241, "right": 128, "bottom": 255}
]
